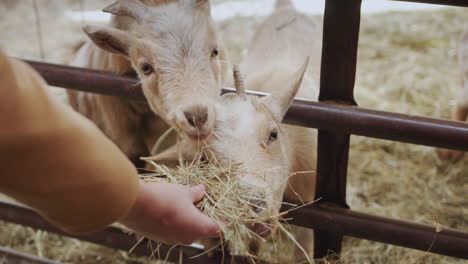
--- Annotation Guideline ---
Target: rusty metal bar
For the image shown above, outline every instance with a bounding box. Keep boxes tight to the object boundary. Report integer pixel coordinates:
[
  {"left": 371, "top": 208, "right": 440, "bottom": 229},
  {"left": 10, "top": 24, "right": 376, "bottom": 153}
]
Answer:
[
  {"left": 0, "top": 201, "right": 241, "bottom": 264},
  {"left": 24, "top": 60, "right": 143, "bottom": 100},
  {"left": 284, "top": 101, "right": 468, "bottom": 152},
  {"left": 0, "top": 246, "right": 64, "bottom": 264},
  {"left": 391, "top": 0, "right": 468, "bottom": 7},
  {"left": 22, "top": 60, "right": 468, "bottom": 152},
  {"left": 2, "top": 201, "right": 468, "bottom": 260},
  {"left": 283, "top": 203, "right": 468, "bottom": 260},
  {"left": 313, "top": 0, "right": 361, "bottom": 258}
]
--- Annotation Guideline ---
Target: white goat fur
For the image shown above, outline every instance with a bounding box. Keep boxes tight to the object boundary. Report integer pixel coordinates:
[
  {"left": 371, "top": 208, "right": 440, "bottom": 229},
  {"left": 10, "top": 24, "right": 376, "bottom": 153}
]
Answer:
[
  {"left": 235, "top": 0, "right": 322, "bottom": 207},
  {"left": 68, "top": 0, "right": 229, "bottom": 158},
  {"left": 234, "top": 2, "right": 321, "bottom": 260}
]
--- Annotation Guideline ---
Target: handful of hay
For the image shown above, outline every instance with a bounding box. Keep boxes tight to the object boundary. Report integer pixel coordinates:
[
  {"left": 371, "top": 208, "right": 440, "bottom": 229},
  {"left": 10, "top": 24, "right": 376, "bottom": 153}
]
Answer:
[{"left": 139, "top": 150, "right": 312, "bottom": 263}]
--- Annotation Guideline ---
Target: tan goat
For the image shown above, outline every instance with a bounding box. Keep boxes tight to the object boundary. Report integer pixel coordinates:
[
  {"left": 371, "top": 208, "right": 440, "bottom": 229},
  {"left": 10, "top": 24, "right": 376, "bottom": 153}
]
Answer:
[
  {"left": 439, "top": 29, "right": 468, "bottom": 160},
  {"left": 68, "top": 0, "right": 229, "bottom": 159},
  {"left": 150, "top": 0, "right": 321, "bottom": 261}
]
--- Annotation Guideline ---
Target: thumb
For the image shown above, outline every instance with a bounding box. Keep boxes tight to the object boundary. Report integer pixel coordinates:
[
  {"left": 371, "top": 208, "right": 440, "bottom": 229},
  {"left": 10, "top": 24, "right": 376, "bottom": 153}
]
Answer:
[{"left": 189, "top": 184, "right": 206, "bottom": 203}]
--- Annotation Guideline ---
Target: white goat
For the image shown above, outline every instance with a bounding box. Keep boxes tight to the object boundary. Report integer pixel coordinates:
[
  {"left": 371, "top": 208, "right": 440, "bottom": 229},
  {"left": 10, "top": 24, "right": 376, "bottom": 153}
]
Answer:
[
  {"left": 68, "top": 0, "right": 229, "bottom": 159},
  {"left": 151, "top": 0, "right": 321, "bottom": 261}
]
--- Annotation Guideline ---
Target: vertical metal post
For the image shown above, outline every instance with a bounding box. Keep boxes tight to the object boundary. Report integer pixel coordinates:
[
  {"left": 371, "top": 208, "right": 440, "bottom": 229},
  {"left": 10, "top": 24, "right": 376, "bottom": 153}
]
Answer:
[{"left": 314, "top": 0, "right": 362, "bottom": 259}]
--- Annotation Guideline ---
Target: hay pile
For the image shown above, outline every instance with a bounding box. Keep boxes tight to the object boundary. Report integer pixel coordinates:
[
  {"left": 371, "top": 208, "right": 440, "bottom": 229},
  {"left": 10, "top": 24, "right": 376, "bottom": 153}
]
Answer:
[
  {"left": 140, "top": 150, "right": 309, "bottom": 264},
  {"left": 0, "top": 220, "right": 161, "bottom": 264}
]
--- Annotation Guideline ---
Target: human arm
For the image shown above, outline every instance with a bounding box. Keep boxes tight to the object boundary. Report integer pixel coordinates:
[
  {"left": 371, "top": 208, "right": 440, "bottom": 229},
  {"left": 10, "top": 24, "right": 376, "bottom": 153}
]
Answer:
[{"left": 0, "top": 50, "right": 219, "bottom": 242}]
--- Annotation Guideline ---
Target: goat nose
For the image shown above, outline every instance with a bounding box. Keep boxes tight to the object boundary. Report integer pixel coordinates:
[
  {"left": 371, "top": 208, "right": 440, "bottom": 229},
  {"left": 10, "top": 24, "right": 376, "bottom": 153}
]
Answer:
[{"left": 184, "top": 105, "right": 208, "bottom": 129}]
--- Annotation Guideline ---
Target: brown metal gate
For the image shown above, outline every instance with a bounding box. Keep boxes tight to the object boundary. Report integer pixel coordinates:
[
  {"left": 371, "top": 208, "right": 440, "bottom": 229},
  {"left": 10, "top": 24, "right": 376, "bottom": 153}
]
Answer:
[{"left": 1, "top": 0, "right": 468, "bottom": 263}]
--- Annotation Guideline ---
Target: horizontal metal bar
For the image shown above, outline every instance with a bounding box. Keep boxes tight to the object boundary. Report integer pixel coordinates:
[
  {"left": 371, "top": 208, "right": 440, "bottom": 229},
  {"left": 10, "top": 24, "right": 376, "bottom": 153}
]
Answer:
[
  {"left": 282, "top": 202, "right": 468, "bottom": 260},
  {"left": 23, "top": 60, "right": 468, "bottom": 152},
  {"left": 1, "top": 201, "right": 467, "bottom": 260},
  {"left": 285, "top": 101, "right": 468, "bottom": 152},
  {"left": 0, "top": 246, "right": 63, "bottom": 264},
  {"left": 390, "top": 0, "right": 468, "bottom": 7},
  {"left": 24, "top": 60, "right": 144, "bottom": 100},
  {"left": 0, "top": 201, "right": 242, "bottom": 264}
]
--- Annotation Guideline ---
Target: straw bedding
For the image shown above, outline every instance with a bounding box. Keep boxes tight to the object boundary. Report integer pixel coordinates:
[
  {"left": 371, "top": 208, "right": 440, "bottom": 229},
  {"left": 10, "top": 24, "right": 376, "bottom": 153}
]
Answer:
[{"left": 1, "top": 1, "right": 467, "bottom": 263}]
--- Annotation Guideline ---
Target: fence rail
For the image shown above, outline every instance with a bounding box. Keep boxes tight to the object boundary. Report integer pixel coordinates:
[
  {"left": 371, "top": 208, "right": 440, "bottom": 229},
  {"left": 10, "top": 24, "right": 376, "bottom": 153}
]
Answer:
[
  {"left": 0, "top": 201, "right": 235, "bottom": 264},
  {"left": 24, "top": 60, "right": 468, "bottom": 152},
  {"left": 2, "top": 200, "right": 468, "bottom": 260},
  {"left": 0, "top": 246, "right": 64, "bottom": 264},
  {"left": 392, "top": 0, "right": 468, "bottom": 7}
]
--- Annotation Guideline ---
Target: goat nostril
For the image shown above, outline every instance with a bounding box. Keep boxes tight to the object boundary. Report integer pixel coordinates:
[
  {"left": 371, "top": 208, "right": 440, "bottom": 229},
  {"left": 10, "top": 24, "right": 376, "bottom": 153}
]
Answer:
[
  {"left": 199, "top": 111, "right": 208, "bottom": 125},
  {"left": 184, "top": 106, "right": 209, "bottom": 129},
  {"left": 184, "top": 112, "right": 196, "bottom": 128}
]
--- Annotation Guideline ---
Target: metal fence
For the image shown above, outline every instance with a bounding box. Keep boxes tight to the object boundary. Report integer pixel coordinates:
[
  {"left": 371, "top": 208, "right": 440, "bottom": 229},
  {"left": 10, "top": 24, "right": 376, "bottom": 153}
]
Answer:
[{"left": 1, "top": 0, "right": 468, "bottom": 263}]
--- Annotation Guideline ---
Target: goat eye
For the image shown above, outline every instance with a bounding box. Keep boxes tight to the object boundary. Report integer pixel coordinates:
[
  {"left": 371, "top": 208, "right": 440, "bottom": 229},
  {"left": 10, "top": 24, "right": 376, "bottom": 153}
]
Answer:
[
  {"left": 268, "top": 131, "right": 278, "bottom": 144},
  {"left": 211, "top": 48, "right": 219, "bottom": 58},
  {"left": 200, "top": 155, "right": 208, "bottom": 164},
  {"left": 141, "top": 63, "right": 154, "bottom": 75}
]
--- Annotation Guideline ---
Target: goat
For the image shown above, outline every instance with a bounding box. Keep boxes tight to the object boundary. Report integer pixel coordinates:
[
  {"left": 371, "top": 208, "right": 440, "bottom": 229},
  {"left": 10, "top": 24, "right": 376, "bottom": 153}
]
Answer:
[
  {"left": 68, "top": 0, "right": 230, "bottom": 160},
  {"left": 150, "top": 0, "right": 321, "bottom": 261}
]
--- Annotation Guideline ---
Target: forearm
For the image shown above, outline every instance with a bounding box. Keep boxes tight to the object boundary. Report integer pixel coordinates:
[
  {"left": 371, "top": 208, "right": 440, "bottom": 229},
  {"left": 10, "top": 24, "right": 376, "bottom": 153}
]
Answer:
[{"left": 0, "top": 51, "right": 139, "bottom": 234}]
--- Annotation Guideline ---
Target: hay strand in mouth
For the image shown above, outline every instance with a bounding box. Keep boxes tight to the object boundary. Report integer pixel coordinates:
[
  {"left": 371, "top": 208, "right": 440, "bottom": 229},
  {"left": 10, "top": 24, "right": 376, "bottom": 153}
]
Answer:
[{"left": 151, "top": 127, "right": 175, "bottom": 155}]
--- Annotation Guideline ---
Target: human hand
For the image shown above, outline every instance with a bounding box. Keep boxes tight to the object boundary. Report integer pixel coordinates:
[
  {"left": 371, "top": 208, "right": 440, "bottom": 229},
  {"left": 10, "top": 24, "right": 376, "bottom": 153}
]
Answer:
[{"left": 119, "top": 181, "right": 220, "bottom": 245}]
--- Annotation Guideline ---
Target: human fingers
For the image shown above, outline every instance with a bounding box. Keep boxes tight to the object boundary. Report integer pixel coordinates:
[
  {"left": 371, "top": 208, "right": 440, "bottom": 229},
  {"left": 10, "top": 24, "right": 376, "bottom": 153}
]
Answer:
[
  {"left": 176, "top": 205, "right": 221, "bottom": 243},
  {"left": 188, "top": 184, "right": 206, "bottom": 203}
]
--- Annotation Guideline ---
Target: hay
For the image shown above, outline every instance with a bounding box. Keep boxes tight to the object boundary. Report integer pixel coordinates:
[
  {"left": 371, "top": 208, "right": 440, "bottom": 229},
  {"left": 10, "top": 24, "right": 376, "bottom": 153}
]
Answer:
[
  {"left": 0, "top": 220, "right": 163, "bottom": 264},
  {"left": 141, "top": 147, "right": 312, "bottom": 264}
]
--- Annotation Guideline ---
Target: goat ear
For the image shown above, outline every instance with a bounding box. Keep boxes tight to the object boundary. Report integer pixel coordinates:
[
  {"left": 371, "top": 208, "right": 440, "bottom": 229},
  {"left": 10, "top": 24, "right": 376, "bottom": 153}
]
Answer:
[
  {"left": 261, "top": 57, "right": 309, "bottom": 121},
  {"left": 103, "top": 0, "right": 151, "bottom": 24},
  {"left": 83, "top": 24, "right": 132, "bottom": 56}
]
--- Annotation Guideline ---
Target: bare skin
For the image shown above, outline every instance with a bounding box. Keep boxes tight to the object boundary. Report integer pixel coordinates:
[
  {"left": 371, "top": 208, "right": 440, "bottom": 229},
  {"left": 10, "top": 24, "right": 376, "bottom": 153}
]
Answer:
[{"left": 120, "top": 182, "right": 220, "bottom": 245}]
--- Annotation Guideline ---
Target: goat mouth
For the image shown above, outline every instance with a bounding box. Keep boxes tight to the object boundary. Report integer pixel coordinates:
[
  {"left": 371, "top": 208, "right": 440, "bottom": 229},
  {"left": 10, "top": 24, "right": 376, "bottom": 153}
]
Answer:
[
  {"left": 248, "top": 222, "right": 272, "bottom": 238},
  {"left": 186, "top": 130, "right": 211, "bottom": 141}
]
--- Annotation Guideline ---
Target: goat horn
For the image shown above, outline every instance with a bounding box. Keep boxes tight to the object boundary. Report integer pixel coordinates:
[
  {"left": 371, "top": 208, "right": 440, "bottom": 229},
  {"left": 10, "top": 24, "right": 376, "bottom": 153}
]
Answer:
[
  {"left": 233, "top": 65, "right": 246, "bottom": 98},
  {"left": 103, "top": 0, "right": 150, "bottom": 24}
]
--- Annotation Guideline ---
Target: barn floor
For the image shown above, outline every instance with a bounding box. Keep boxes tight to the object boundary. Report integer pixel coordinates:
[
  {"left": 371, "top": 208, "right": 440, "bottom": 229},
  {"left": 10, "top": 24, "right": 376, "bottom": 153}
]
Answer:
[{"left": 1, "top": 1, "right": 468, "bottom": 263}]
